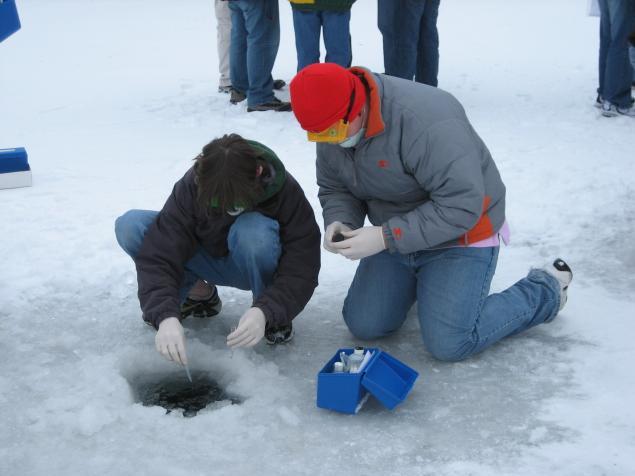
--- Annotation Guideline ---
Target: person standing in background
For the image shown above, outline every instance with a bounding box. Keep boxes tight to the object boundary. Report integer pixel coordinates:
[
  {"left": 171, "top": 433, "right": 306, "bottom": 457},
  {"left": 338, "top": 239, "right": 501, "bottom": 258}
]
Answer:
[
  {"left": 377, "top": 0, "right": 441, "bottom": 87},
  {"left": 227, "top": 0, "right": 291, "bottom": 112},
  {"left": 597, "top": 0, "right": 635, "bottom": 117},
  {"left": 289, "top": 0, "right": 356, "bottom": 72},
  {"left": 214, "top": 0, "right": 232, "bottom": 94}
]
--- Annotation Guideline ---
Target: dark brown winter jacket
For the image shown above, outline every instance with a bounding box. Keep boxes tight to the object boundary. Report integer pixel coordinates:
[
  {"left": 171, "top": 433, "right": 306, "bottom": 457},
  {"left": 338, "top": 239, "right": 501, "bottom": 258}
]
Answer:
[{"left": 134, "top": 146, "right": 321, "bottom": 330}]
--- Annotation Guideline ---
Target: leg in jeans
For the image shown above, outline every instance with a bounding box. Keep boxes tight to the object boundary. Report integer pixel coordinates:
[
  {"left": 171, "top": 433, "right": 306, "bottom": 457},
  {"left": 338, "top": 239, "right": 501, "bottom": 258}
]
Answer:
[
  {"left": 115, "top": 210, "right": 281, "bottom": 304},
  {"left": 292, "top": 10, "right": 322, "bottom": 71},
  {"left": 598, "top": 0, "right": 635, "bottom": 107},
  {"left": 322, "top": 10, "right": 352, "bottom": 68},
  {"left": 215, "top": 0, "right": 232, "bottom": 89},
  {"left": 232, "top": 0, "right": 280, "bottom": 107},
  {"left": 415, "top": 247, "right": 561, "bottom": 362},
  {"left": 342, "top": 251, "right": 417, "bottom": 340},
  {"left": 229, "top": 2, "right": 249, "bottom": 95},
  {"left": 378, "top": 0, "right": 425, "bottom": 80},
  {"left": 415, "top": 0, "right": 440, "bottom": 86}
]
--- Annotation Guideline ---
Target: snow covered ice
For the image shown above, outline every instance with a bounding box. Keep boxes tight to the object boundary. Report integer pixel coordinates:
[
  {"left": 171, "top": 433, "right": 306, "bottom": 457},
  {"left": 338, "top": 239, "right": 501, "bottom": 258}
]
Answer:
[{"left": 1, "top": 1, "right": 635, "bottom": 475}]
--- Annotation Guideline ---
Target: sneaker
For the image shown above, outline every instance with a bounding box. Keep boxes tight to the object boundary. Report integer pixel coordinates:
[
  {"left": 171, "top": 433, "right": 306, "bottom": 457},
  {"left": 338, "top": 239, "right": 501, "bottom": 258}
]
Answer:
[
  {"left": 247, "top": 98, "right": 292, "bottom": 112},
  {"left": 265, "top": 323, "right": 294, "bottom": 345},
  {"left": 180, "top": 285, "right": 222, "bottom": 319},
  {"left": 542, "top": 258, "right": 573, "bottom": 312},
  {"left": 273, "top": 79, "right": 286, "bottom": 90},
  {"left": 218, "top": 85, "right": 232, "bottom": 94},
  {"left": 229, "top": 88, "right": 246, "bottom": 104},
  {"left": 601, "top": 99, "right": 635, "bottom": 117}
]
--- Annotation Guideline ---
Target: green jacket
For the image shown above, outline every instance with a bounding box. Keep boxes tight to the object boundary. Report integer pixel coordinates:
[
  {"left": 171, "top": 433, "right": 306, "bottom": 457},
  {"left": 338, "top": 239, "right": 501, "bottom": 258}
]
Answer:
[{"left": 289, "top": 0, "right": 356, "bottom": 12}]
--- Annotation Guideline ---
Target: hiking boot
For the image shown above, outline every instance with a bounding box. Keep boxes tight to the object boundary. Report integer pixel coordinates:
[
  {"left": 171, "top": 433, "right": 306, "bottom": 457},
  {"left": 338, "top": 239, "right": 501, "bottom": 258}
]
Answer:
[
  {"left": 273, "top": 79, "right": 286, "bottom": 90},
  {"left": 601, "top": 99, "right": 635, "bottom": 117},
  {"left": 218, "top": 85, "right": 232, "bottom": 94},
  {"left": 247, "top": 98, "right": 292, "bottom": 112},
  {"left": 265, "top": 323, "right": 294, "bottom": 345},
  {"left": 230, "top": 88, "right": 246, "bottom": 104},
  {"left": 542, "top": 258, "right": 573, "bottom": 312},
  {"left": 180, "top": 285, "right": 222, "bottom": 319}
]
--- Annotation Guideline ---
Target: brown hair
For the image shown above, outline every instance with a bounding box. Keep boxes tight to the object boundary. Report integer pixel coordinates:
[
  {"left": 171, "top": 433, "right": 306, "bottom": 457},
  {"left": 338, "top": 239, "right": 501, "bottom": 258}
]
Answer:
[{"left": 194, "top": 134, "right": 265, "bottom": 214}]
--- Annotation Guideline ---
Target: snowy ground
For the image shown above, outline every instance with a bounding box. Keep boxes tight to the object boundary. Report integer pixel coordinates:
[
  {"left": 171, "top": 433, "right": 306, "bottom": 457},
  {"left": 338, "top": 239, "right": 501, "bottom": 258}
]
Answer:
[{"left": 1, "top": 1, "right": 634, "bottom": 475}]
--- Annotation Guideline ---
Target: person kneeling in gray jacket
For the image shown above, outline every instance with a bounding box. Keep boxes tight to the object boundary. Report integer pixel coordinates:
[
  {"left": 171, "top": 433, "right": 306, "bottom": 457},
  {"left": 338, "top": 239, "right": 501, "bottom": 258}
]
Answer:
[
  {"left": 115, "top": 134, "right": 321, "bottom": 365},
  {"left": 289, "top": 63, "right": 572, "bottom": 362}
]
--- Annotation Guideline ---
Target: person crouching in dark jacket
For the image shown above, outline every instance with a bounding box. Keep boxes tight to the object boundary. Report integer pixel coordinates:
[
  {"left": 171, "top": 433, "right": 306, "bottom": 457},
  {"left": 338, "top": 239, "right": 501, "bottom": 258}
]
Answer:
[{"left": 115, "top": 134, "right": 321, "bottom": 366}]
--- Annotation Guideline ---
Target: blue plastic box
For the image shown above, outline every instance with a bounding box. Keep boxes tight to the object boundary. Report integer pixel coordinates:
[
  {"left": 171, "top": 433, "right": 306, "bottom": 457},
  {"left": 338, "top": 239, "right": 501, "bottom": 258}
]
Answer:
[
  {"left": 0, "top": 0, "right": 21, "bottom": 43},
  {"left": 317, "top": 348, "right": 419, "bottom": 414},
  {"left": 0, "top": 147, "right": 31, "bottom": 189}
]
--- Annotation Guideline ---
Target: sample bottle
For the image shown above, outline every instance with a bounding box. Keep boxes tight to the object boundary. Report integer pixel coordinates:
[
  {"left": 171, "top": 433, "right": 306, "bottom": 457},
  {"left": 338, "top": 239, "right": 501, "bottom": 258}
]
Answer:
[
  {"left": 333, "top": 361, "right": 345, "bottom": 373},
  {"left": 347, "top": 347, "right": 365, "bottom": 373}
]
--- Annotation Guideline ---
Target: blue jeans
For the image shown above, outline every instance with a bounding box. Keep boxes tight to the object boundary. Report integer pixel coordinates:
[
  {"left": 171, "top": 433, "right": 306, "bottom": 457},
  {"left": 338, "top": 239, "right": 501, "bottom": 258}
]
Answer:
[
  {"left": 342, "top": 247, "right": 561, "bottom": 362},
  {"left": 114, "top": 210, "right": 281, "bottom": 303},
  {"left": 377, "top": 0, "right": 440, "bottom": 86},
  {"left": 598, "top": 0, "right": 635, "bottom": 107},
  {"left": 292, "top": 9, "right": 352, "bottom": 71},
  {"left": 228, "top": 0, "right": 280, "bottom": 107}
]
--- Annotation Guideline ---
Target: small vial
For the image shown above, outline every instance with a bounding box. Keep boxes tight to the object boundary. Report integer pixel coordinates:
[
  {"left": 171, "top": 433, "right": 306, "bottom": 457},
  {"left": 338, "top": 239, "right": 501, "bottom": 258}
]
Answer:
[
  {"left": 347, "top": 347, "right": 365, "bottom": 373},
  {"left": 333, "top": 361, "right": 345, "bottom": 373}
]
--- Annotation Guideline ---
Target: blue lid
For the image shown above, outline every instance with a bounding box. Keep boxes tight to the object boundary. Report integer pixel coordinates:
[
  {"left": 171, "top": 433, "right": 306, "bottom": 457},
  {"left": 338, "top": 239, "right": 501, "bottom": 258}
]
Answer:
[
  {"left": 360, "top": 350, "right": 419, "bottom": 410},
  {"left": 0, "top": 147, "right": 29, "bottom": 173},
  {"left": 0, "top": 0, "right": 22, "bottom": 43}
]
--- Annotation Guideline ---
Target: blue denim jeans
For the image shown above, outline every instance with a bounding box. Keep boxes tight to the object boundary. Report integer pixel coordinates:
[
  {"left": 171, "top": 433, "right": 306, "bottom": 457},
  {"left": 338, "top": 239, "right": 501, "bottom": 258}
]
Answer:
[
  {"left": 377, "top": 0, "right": 440, "bottom": 86},
  {"left": 598, "top": 0, "right": 635, "bottom": 107},
  {"left": 114, "top": 210, "right": 281, "bottom": 303},
  {"left": 292, "top": 9, "right": 352, "bottom": 71},
  {"left": 228, "top": 0, "right": 280, "bottom": 107},
  {"left": 342, "top": 247, "right": 561, "bottom": 362}
]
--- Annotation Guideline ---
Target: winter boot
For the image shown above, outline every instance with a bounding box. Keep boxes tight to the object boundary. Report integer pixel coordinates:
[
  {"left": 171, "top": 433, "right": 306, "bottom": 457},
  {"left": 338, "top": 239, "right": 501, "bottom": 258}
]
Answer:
[
  {"left": 247, "top": 98, "right": 292, "bottom": 112},
  {"left": 229, "top": 88, "right": 247, "bottom": 104},
  {"left": 181, "top": 285, "right": 222, "bottom": 319},
  {"left": 542, "top": 258, "right": 573, "bottom": 312},
  {"left": 265, "top": 322, "right": 294, "bottom": 345},
  {"left": 273, "top": 79, "right": 286, "bottom": 90}
]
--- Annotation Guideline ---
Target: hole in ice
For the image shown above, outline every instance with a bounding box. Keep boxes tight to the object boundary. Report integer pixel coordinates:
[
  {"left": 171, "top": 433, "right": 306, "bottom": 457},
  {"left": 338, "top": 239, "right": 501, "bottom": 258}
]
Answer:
[{"left": 129, "top": 370, "right": 242, "bottom": 418}]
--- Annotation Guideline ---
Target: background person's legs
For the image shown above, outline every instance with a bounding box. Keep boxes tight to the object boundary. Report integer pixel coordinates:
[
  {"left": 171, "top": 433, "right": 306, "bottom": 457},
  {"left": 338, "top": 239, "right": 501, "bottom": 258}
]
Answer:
[
  {"left": 292, "top": 9, "right": 322, "bottom": 71},
  {"left": 378, "top": 0, "right": 425, "bottom": 80},
  {"left": 214, "top": 0, "right": 232, "bottom": 90},
  {"left": 322, "top": 10, "right": 352, "bottom": 68},
  {"left": 239, "top": 0, "right": 280, "bottom": 107},
  {"left": 415, "top": 0, "right": 440, "bottom": 86}
]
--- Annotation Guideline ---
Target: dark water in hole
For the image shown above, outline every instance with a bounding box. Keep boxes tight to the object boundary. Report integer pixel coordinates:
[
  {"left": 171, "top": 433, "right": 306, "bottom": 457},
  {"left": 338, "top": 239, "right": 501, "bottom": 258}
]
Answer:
[{"left": 130, "top": 371, "right": 242, "bottom": 417}]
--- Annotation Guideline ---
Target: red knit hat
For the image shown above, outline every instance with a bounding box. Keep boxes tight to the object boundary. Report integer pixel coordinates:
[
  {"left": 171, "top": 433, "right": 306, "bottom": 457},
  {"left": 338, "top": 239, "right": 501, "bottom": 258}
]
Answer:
[{"left": 290, "top": 63, "right": 366, "bottom": 132}]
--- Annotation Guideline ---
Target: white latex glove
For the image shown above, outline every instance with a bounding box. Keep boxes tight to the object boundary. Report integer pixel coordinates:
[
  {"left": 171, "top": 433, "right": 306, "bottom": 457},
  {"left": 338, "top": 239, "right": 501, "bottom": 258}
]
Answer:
[
  {"left": 330, "top": 225, "right": 386, "bottom": 260},
  {"left": 323, "top": 221, "right": 352, "bottom": 253},
  {"left": 226, "top": 307, "right": 266, "bottom": 348},
  {"left": 155, "top": 317, "right": 188, "bottom": 365}
]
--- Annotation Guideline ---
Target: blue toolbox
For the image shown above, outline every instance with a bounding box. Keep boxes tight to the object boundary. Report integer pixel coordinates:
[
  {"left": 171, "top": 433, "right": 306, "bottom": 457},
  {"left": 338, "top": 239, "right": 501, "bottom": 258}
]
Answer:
[
  {"left": 0, "top": 147, "right": 32, "bottom": 189},
  {"left": 317, "top": 348, "right": 419, "bottom": 414},
  {"left": 0, "top": 0, "right": 21, "bottom": 43}
]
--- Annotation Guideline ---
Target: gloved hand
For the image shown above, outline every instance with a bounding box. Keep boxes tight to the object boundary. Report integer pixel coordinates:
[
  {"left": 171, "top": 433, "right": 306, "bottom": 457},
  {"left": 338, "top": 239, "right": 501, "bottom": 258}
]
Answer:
[
  {"left": 227, "top": 307, "right": 266, "bottom": 348},
  {"left": 330, "top": 226, "right": 386, "bottom": 260},
  {"left": 155, "top": 317, "right": 188, "bottom": 365},
  {"left": 323, "top": 221, "right": 352, "bottom": 253}
]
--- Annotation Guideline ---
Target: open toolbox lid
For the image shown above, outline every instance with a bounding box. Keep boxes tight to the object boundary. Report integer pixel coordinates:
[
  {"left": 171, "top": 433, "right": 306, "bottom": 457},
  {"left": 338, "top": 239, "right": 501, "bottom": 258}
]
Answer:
[
  {"left": 360, "top": 349, "right": 419, "bottom": 410},
  {"left": 0, "top": 0, "right": 22, "bottom": 43}
]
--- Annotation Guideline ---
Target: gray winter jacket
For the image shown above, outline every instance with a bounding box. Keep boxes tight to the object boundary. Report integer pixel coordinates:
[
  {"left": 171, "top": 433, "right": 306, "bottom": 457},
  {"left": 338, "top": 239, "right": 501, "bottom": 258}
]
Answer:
[{"left": 316, "top": 68, "right": 506, "bottom": 254}]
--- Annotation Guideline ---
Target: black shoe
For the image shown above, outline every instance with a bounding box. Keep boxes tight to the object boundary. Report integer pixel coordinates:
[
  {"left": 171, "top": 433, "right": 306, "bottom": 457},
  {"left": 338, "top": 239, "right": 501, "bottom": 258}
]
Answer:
[
  {"left": 247, "top": 98, "right": 292, "bottom": 112},
  {"left": 265, "top": 323, "right": 294, "bottom": 345},
  {"left": 180, "top": 285, "right": 222, "bottom": 319},
  {"left": 230, "top": 88, "right": 246, "bottom": 104},
  {"left": 273, "top": 79, "right": 286, "bottom": 90}
]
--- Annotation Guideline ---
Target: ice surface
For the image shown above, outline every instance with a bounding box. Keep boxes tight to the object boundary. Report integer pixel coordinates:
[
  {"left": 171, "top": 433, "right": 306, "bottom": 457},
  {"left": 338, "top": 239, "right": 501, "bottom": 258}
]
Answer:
[{"left": 1, "top": 1, "right": 634, "bottom": 475}]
